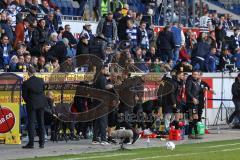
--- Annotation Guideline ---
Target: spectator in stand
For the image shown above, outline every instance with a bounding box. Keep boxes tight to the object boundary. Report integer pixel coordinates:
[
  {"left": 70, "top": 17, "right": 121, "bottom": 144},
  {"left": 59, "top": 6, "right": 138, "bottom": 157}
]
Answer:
[
  {"left": 174, "top": 59, "right": 192, "bottom": 72},
  {"left": 146, "top": 46, "right": 157, "bottom": 62},
  {"left": 31, "top": 19, "right": 48, "bottom": 49},
  {"left": 156, "top": 26, "right": 175, "bottom": 62},
  {"left": 54, "top": 7, "right": 62, "bottom": 27},
  {"left": 184, "top": 29, "right": 197, "bottom": 55},
  {"left": 24, "top": 53, "right": 31, "bottom": 68},
  {"left": 6, "top": 4, "right": 19, "bottom": 29},
  {"left": 62, "top": 24, "right": 77, "bottom": 48},
  {"left": 31, "top": 41, "right": 51, "bottom": 57},
  {"left": 31, "top": 0, "right": 44, "bottom": 13},
  {"left": 134, "top": 13, "right": 143, "bottom": 27},
  {"left": 97, "top": 12, "right": 118, "bottom": 44},
  {"left": 0, "top": 12, "right": 14, "bottom": 43},
  {"left": 25, "top": 0, "right": 33, "bottom": 10},
  {"left": 76, "top": 36, "right": 89, "bottom": 56},
  {"left": 179, "top": 45, "right": 191, "bottom": 61},
  {"left": 40, "top": 0, "right": 54, "bottom": 14},
  {"left": 15, "top": 54, "right": 26, "bottom": 72},
  {"left": 232, "top": 48, "right": 240, "bottom": 70},
  {"left": 50, "top": 57, "right": 59, "bottom": 72},
  {"left": 126, "top": 19, "right": 139, "bottom": 49},
  {"left": 0, "top": 0, "right": 8, "bottom": 10},
  {"left": 113, "top": 7, "right": 123, "bottom": 24},
  {"left": 208, "top": 30, "right": 217, "bottom": 48},
  {"left": 121, "top": 4, "right": 129, "bottom": 17},
  {"left": 138, "top": 21, "right": 149, "bottom": 49},
  {"left": 199, "top": 12, "right": 212, "bottom": 31},
  {"left": 219, "top": 47, "right": 232, "bottom": 71},
  {"left": 18, "top": 0, "right": 30, "bottom": 12},
  {"left": 171, "top": 22, "right": 182, "bottom": 64},
  {"left": 57, "top": 26, "right": 64, "bottom": 40},
  {"left": 205, "top": 47, "right": 219, "bottom": 72},
  {"left": 164, "top": 59, "right": 174, "bottom": 72},
  {"left": 44, "top": 12, "right": 58, "bottom": 35},
  {"left": 30, "top": 56, "right": 38, "bottom": 69},
  {"left": 37, "top": 56, "right": 47, "bottom": 72},
  {"left": 47, "top": 38, "right": 68, "bottom": 64},
  {"left": 118, "top": 10, "right": 132, "bottom": 41},
  {"left": 229, "top": 29, "right": 240, "bottom": 54},
  {"left": 191, "top": 33, "right": 210, "bottom": 71},
  {"left": 8, "top": 55, "right": 18, "bottom": 72},
  {"left": 215, "top": 16, "right": 226, "bottom": 50},
  {"left": 0, "top": 34, "right": 12, "bottom": 71},
  {"left": 49, "top": 32, "right": 58, "bottom": 46},
  {"left": 80, "top": 23, "right": 94, "bottom": 41},
  {"left": 25, "top": 5, "right": 38, "bottom": 24},
  {"left": 13, "top": 43, "right": 29, "bottom": 56},
  {"left": 59, "top": 56, "right": 74, "bottom": 72},
  {"left": 14, "top": 18, "right": 29, "bottom": 48}
]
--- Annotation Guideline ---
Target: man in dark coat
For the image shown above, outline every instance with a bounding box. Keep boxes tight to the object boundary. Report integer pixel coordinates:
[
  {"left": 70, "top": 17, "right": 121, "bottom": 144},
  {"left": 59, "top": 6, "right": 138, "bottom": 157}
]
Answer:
[
  {"left": 76, "top": 36, "right": 89, "bottom": 56},
  {"left": 156, "top": 26, "right": 175, "bottom": 62},
  {"left": 62, "top": 24, "right": 77, "bottom": 48},
  {"left": 22, "top": 67, "right": 47, "bottom": 149},
  {"left": 229, "top": 73, "right": 240, "bottom": 126},
  {"left": 185, "top": 70, "right": 202, "bottom": 139}
]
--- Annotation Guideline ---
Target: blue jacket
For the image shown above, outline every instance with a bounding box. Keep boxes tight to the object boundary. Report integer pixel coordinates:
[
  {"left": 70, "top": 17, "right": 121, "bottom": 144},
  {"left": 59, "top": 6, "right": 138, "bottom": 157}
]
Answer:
[
  {"left": 232, "top": 53, "right": 240, "bottom": 68},
  {"left": 171, "top": 26, "right": 182, "bottom": 46},
  {"left": 205, "top": 53, "right": 219, "bottom": 72}
]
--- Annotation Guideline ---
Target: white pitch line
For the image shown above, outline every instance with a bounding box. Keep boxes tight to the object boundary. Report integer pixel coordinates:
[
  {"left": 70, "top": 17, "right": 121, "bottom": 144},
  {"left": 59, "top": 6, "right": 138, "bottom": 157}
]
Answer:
[
  {"left": 197, "top": 142, "right": 240, "bottom": 149},
  {"left": 64, "top": 153, "right": 136, "bottom": 160},
  {"left": 131, "top": 147, "right": 240, "bottom": 160},
  {"left": 222, "top": 147, "right": 240, "bottom": 152}
]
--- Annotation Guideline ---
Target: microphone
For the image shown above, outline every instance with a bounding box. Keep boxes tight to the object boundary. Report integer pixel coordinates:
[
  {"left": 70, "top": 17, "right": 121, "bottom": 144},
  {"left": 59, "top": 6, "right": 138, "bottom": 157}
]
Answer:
[{"left": 111, "top": 129, "right": 133, "bottom": 139}]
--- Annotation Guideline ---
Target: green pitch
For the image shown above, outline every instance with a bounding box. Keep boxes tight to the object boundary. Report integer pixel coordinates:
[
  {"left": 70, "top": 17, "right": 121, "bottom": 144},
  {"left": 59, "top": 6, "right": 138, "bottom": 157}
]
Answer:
[{"left": 24, "top": 140, "right": 240, "bottom": 160}]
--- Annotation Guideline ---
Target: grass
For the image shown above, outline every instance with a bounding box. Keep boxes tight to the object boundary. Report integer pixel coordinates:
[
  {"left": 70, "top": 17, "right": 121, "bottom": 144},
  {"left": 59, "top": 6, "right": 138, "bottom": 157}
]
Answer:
[{"left": 23, "top": 139, "right": 240, "bottom": 160}]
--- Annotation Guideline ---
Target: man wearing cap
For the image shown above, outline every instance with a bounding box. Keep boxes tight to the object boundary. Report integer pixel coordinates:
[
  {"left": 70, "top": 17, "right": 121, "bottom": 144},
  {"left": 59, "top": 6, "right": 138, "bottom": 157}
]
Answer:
[
  {"left": 97, "top": 12, "right": 118, "bottom": 44},
  {"left": 229, "top": 73, "right": 240, "bottom": 127},
  {"left": 22, "top": 67, "right": 47, "bottom": 149}
]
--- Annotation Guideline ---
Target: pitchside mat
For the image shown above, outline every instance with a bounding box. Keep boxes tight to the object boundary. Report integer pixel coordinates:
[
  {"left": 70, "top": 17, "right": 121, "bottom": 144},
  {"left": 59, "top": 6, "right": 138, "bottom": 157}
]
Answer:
[{"left": 20, "top": 140, "right": 240, "bottom": 160}]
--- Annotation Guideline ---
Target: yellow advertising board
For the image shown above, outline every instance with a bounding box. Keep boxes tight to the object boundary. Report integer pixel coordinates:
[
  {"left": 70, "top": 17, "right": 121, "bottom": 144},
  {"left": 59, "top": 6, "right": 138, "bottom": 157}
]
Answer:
[{"left": 0, "top": 103, "right": 21, "bottom": 144}]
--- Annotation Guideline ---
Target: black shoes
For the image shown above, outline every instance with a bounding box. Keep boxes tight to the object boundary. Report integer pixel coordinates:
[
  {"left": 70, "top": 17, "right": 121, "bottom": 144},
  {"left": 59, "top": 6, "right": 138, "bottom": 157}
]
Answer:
[
  {"left": 22, "top": 144, "right": 34, "bottom": 149},
  {"left": 22, "top": 143, "right": 44, "bottom": 149},
  {"left": 132, "top": 133, "right": 141, "bottom": 144},
  {"left": 39, "top": 144, "right": 44, "bottom": 149}
]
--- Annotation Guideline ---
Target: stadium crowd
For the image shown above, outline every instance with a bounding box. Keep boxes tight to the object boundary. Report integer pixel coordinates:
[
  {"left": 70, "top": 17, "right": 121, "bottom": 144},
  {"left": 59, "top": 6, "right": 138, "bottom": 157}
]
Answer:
[
  {"left": 0, "top": 0, "right": 240, "bottom": 147},
  {"left": 0, "top": 0, "right": 239, "bottom": 73}
]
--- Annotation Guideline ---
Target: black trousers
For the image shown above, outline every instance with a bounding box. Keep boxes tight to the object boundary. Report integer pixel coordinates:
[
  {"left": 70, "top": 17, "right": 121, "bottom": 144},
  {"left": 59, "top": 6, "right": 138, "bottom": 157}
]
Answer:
[
  {"left": 26, "top": 107, "right": 45, "bottom": 146},
  {"left": 229, "top": 100, "right": 240, "bottom": 123},
  {"left": 93, "top": 115, "right": 108, "bottom": 142}
]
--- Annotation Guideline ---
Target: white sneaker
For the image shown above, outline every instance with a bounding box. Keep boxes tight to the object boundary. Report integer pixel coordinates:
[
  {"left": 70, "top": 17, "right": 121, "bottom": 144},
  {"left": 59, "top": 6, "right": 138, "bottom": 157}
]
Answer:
[{"left": 101, "top": 141, "right": 110, "bottom": 145}]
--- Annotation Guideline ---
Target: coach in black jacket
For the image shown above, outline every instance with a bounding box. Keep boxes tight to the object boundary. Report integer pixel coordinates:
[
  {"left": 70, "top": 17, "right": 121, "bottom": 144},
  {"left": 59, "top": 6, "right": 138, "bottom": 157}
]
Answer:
[
  {"left": 229, "top": 73, "right": 240, "bottom": 124},
  {"left": 22, "top": 67, "right": 47, "bottom": 149},
  {"left": 185, "top": 70, "right": 202, "bottom": 138}
]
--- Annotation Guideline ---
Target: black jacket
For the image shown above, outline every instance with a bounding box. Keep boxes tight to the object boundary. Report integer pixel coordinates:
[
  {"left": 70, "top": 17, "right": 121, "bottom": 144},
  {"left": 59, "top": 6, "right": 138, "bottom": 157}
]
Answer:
[
  {"left": 76, "top": 41, "right": 89, "bottom": 56},
  {"left": 62, "top": 31, "right": 77, "bottom": 46},
  {"left": 172, "top": 76, "right": 184, "bottom": 106},
  {"left": 157, "top": 76, "right": 175, "bottom": 113},
  {"left": 185, "top": 75, "right": 201, "bottom": 104},
  {"left": 47, "top": 41, "right": 67, "bottom": 64},
  {"left": 22, "top": 76, "right": 47, "bottom": 110},
  {"left": 232, "top": 78, "right": 240, "bottom": 100},
  {"left": 156, "top": 30, "right": 175, "bottom": 51},
  {"left": 89, "top": 36, "right": 107, "bottom": 60}
]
